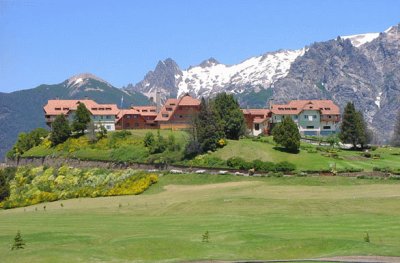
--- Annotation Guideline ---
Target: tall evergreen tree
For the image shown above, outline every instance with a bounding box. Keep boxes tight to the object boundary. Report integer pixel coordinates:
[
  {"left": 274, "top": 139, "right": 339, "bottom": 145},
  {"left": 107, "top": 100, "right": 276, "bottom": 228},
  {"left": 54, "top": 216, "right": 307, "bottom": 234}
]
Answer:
[
  {"left": 50, "top": 114, "right": 71, "bottom": 146},
  {"left": 189, "top": 98, "right": 224, "bottom": 154},
  {"left": 212, "top": 93, "right": 246, "bottom": 140},
  {"left": 339, "top": 102, "right": 359, "bottom": 148},
  {"left": 392, "top": 109, "right": 400, "bottom": 147},
  {"left": 72, "top": 102, "right": 91, "bottom": 135},
  {"left": 271, "top": 116, "right": 300, "bottom": 152},
  {"left": 355, "top": 111, "right": 372, "bottom": 149}
]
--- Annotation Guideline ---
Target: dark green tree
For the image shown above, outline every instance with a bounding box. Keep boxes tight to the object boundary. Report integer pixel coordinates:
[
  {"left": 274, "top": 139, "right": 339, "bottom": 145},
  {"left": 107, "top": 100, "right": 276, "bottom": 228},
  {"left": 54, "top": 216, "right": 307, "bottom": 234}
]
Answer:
[
  {"left": 7, "top": 128, "right": 49, "bottom": 159},
  {"left": 72, "top": 102, "right": 91, "bottom": 135},
  {"left": 0, "top": 167, "right": 16, "bottom": 202},
  {"left": 271, "top": 116, "right": 300, "bottom": 152},
  {"left": 392, "top": 109, "right": 400, "bottom": 147},
  {"left": 339, "top": 102, "right": 359, "bottom": 148},
  {"left": 197, "top": 98, "right": 224, "bottom": 153},
  {"left": 11, "top": 231, "right": 25, "bottom": 250},
  {"left": 212, "top": 93, "right": 246, "bottom": 140},
  {"left": 50, "top": 114, "right": 71, "bottom": 146},
  {"left": 355, "top": 111, "right": 372, "bottom": 149}
]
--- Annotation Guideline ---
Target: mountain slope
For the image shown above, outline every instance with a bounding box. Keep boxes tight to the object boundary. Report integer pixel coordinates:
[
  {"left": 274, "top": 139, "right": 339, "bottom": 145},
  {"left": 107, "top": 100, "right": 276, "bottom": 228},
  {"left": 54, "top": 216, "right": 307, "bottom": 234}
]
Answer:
[
  {"left": 0, "top": 74, "right": 149, "bottom": 160},
  {"left": 125, "top": 24, "right": 400, "bottom": 142}
]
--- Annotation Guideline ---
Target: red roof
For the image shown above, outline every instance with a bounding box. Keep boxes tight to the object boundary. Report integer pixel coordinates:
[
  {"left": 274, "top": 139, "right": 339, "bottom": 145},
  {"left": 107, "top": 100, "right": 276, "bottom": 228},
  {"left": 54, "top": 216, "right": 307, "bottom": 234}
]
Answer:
[
  {"left": 270, "top": 100, "right": 340, "bottom": 115},
  {"left": 253, "top": 117, "right": 268, "bottom": 124},
  {"left": 131, "top": 106, "right": 158, "bottom": 116},
  {"left": 116, "top": 109, "right": 140, "bottom": 122},
  {"left": 155, "top": 94, "right": 200, "bottom": 122},
  {"left": 242, "top": 108, "right": 270, "bottom": 116},
  {"left": 44, "top": 99, "right": 119, "bottom": 116}
]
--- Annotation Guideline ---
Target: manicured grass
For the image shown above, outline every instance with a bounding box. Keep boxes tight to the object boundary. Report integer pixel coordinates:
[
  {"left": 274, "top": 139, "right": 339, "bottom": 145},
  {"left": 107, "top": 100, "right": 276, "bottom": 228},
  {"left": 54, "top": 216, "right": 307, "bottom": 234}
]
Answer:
[
  {"left": 210, "top": 138, "right": 400, "bottom": 172},
  {"left": 1, "top": 174, "right": 400, "bottom": 262}
]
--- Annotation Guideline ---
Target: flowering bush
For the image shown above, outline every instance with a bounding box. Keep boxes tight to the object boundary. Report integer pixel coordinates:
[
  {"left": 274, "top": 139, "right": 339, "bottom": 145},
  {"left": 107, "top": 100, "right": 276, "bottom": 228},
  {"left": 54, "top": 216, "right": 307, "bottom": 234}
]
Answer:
[{"left": 0, "top": 165, "right": 158, "bottom": 209}]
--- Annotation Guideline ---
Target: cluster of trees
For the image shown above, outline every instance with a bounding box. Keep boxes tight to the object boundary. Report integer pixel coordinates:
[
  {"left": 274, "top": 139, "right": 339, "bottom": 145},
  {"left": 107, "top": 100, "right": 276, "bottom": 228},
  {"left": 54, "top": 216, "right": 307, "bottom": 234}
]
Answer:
[
  {"left": 6, "top": 128, "right": 49, "bottom": 159},
  {"left": 50, "top": 102, "right": 106, "bottom": 146},
  {"left": 339, "top": 102, "right": 372, "bottom": 149},
  {"left": 143, "top": 131, "right": 180, "bottom": 154},
  {"left": 185, "top": 93, "right": 245, "bottom": 158}
]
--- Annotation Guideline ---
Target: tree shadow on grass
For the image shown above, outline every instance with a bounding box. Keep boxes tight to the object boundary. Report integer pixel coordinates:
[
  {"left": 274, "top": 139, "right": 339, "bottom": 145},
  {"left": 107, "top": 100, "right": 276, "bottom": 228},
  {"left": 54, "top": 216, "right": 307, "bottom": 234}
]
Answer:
[{"left": 273, "top": 146, "right": 300, "bottom": 154}]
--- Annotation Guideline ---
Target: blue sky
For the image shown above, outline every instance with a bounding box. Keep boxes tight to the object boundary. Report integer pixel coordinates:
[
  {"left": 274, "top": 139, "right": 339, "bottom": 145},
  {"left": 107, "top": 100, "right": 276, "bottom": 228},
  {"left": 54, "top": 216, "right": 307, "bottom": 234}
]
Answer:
[{"left": 0, "top": 0, "right": 399, "bottom": 92}]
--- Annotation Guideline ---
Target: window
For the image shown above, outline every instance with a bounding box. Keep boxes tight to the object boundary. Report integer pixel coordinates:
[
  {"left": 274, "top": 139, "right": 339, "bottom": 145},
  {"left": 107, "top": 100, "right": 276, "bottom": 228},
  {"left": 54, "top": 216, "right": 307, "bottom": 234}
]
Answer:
[
  {"left": 162, "top": 114, "right": 168, "bottom": 118},
  {"left": 304, "top": 115, "right": 308, "bottom": 119},
  {"left": 323, "top": 126, "right": 331, "bottom": 129},
  {"left": 143, "top": 110, "right": 148, "bottom": 112},
  {"left": 306, "top": 126, "right": 314, "bottom": 129},
  {"left": 179, "top": 115, "right": 183, "bottom": 118},
  {"left": 313, "top": 115, "right": 317, "bottom": 119},
  {"left": 106, "top": 115, "right": 111, "bottom": 119},
  {"left": 55, "top": 107, "right": 61, "bottom": 110},
  {"left": 328, "top": 115, "right": 332, "bottom": 119},
  {"left": 255, "top": 123, "right": 260, "bottom": 131},
  {"left": 293, "top": 115, "right": 298, "bottom": 120},
  {"left": 126, "top": 115, "right": 131, "bottom": 119},
  {"left": 106, "top": 125, "right": 111, "bottom": 130},
  {"left": 133, "top": 115, "right": 138, "bottom": 119},
  {"left": 166, "top": 107, "right": 173, "bottom": 111}
]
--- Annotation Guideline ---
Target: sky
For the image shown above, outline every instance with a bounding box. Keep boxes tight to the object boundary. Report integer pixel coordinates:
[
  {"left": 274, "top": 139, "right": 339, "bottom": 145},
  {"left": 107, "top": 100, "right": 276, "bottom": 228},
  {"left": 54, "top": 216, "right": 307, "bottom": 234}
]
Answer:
[{"left": 0, "top": 0, "right": 399, "bottom": 93}]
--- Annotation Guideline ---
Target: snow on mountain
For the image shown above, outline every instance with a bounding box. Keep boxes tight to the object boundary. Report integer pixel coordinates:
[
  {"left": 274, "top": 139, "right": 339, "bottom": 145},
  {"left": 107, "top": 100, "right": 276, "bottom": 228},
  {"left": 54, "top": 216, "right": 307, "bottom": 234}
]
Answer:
[
  {"left": 341, "top": 32, "right": 380, "bottom": 47},
  {"left": 66, "top": 73, "right": 112, "bottom": 89},
  {"left": 177, "top": 49, "right": 306, "bottom": 97}
]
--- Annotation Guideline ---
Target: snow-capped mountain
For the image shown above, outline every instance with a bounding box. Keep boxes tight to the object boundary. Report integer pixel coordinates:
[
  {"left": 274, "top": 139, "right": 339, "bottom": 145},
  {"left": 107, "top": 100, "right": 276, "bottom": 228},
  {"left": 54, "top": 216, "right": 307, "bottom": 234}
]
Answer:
[
  {"left": 125, "top": 24, "right": 400, "bottom": 142},
  {"left": 177, "top": 49, "right": 306, "bottom": 98}
]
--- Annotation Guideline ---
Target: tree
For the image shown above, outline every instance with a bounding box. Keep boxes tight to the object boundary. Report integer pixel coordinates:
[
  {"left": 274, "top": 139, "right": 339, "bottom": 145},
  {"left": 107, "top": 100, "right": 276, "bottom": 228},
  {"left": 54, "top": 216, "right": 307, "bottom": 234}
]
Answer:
[
  {"left": 143, "top": 132, "right": 155, "bottom": 147},
  {"left": 271, "top": 116, "right": 300, "bottom": 152},
  {"left": 11, "top": 231, "right": 25, "bottom": 250},
  {"left": 50, "top": 114, "right": 71, "bottom": 146},
  {"left": 392, "top": 109, "right": 400, "bottom": 147},
  {"left": 72, "top": 102, "right": 91, "bottom": 135},
  {"left": 355, "top": 111, "right": 372, "bottom": 149},
  {"left": 212, "top": 93, "right": 246, "bottom": 140},
  {"left": 87, "top": 120, "right": 97, "bottom": 143},
  {"left": 339, "top": 102, "right": 359, "bottom": 148},
  {"left": 97, "top": 123, "right": 108, "bottom": 139},
  {"left": 196, "top": 98, "right": 224, "bottom": 153},
  {"left": 7, "top": 128, "right": 49, "bottom": 159}
]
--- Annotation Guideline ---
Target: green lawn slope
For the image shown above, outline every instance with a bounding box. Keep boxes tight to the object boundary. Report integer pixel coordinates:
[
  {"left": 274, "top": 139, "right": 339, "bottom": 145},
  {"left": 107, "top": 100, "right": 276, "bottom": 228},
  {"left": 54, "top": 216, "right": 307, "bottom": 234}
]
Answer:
[{"left": 1, "top": 174, "right": 400, "bottom": 262}]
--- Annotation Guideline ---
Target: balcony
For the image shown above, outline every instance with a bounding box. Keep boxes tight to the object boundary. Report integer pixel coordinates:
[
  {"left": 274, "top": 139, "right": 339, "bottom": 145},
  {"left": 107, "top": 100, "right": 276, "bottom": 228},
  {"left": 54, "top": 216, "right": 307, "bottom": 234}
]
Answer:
[{"left": 321, "top": 115, "right": 340, "bottom": 122}]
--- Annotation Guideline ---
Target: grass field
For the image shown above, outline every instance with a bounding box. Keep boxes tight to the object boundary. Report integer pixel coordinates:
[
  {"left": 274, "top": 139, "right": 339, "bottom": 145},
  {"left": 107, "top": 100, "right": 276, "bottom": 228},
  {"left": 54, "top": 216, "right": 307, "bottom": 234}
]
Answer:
[
  {"left": 1, "top": 174, "right": 400, "bottom": 262},
  {"left": 22, "top": 129, "right": 400, "bottom": 172},
  {"left": 209, "top": 138, "right": 400, "bottom": 172}
]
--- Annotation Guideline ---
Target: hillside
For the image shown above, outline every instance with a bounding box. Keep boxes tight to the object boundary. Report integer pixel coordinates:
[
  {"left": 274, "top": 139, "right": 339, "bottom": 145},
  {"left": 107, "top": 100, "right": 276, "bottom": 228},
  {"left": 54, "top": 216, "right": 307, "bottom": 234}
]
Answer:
[
  {"left": 125, "top": 24, "right": 400, "bottom": 142},
  {"left": 21, "top": 130, "right": 400, "bottom": 173},
  {"left": 1, "top": 173, "right": 400, "bottom": 262},
  {"left": 0, "top": 74, "right": 149, "bottom": 160}
]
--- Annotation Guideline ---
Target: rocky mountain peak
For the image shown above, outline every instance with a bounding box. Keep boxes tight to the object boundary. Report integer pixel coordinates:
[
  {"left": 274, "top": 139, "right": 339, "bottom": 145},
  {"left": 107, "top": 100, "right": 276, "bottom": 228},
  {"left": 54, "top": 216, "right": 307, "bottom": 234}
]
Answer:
[
  {"left": 65, "top": 73, "right": 111, "bottom": 89},
  {"left": 199, "top": 57, "right": 220, "bottom": 68}
]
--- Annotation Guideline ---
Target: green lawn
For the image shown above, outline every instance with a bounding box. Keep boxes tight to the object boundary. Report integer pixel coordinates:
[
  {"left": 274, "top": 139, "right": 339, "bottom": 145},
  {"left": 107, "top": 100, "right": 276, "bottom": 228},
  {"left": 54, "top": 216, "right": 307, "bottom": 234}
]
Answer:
[
  {"left": 1, "top": 174, "right": 400, "bottom": 262},
  {"left": 210, "top": 138, "right": 400, "bottom": 172}
]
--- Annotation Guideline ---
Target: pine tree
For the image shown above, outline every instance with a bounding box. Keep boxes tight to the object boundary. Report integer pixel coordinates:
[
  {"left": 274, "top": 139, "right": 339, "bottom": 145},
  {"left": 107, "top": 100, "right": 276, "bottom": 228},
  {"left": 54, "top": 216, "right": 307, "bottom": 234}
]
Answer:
[
  {"left": 339, "top": 102, "right": 358, "bottom": 148},
  {"left": 355, "top": 111, "right": 372, "bottom": 149},
  {"left": 72, "top": 102, "right": 91, "bottom": 135},
  {"left": 271, "top": 116, "right": 301, "bottom": 152},
  {"left": 212, "top": 93, "right": 246, "bottom": 140},
  {"left": 392, "top": 109, "right": 400, "bottom": 147},
  {"left": 197, "top": 98, "right": 224, "bottom": 153},
  {"left": 50, "top": 114, "right": 71, "bottom": 146},
  {"left": 11, "top": 231, "right": 25, "bottom": 250}
]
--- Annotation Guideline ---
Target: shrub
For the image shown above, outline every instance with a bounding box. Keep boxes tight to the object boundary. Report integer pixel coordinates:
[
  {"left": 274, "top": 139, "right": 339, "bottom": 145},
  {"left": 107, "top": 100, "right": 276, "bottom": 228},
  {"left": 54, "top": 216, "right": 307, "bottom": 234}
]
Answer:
[
  {"left": 275, "top": 161, "right": 296, "bottom": 172},
  {"left": 227, "top": 157, "right": 252, "bottom": 170},
  {"left": 362, "top": 152, "right": 372, "bottom": 158},
  {"left": 143, "top": 132, "right": 155, "bottom": 147}
]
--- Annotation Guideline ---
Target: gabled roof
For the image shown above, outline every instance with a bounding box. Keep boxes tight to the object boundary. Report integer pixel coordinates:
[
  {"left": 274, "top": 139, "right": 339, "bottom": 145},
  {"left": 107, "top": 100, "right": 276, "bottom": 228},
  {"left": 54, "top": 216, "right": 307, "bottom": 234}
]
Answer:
[
  {"left": 116, "top": 109, "right": 140, "bottom": 122},
  {"left": 44, "top": 99, "right": 119, "bottom": 116},
  {"left": 155, "top": 94, "right": 200, "bottom": 122},
  {"left": 270, "top": 100, "right": 340, "bottom": 115},
  {"left": 131, "top": 106, "right": 158, "bottom": 117},
  {"left": 242, "top": 108, "right": 270, "bottom": 116}
]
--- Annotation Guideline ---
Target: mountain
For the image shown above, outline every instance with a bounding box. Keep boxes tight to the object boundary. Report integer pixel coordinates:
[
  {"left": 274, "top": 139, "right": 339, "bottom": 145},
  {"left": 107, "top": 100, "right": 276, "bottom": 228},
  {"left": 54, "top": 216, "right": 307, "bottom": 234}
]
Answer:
[
  {"left": 125, "top": 24, "right": 400, "bottom": 142},
  {"left": 0, "top": 73, "right": 149, "bottom": 160}
]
